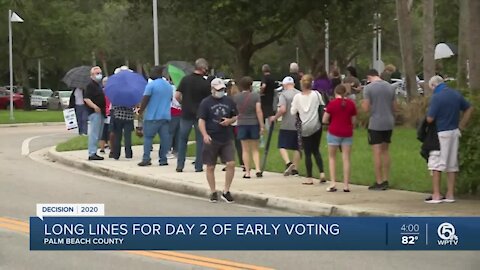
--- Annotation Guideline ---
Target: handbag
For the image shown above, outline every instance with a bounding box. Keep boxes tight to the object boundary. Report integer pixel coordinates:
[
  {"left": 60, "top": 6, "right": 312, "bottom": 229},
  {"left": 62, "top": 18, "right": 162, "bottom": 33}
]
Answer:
[{"left": 314, "top": 91, "right": 326, "bottom": 124}]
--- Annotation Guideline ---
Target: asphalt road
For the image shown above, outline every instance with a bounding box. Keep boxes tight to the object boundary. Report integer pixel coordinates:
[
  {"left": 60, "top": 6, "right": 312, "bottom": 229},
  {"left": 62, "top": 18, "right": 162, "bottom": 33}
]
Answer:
[{"left": 0, "top": 125, "right": 479, "bottom": 270}]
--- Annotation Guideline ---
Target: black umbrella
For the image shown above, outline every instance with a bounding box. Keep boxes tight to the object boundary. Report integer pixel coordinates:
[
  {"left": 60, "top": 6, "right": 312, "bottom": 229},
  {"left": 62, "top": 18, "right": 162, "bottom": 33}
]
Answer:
[
  {"left": 62, "top": 66, "right": 92, "bottom": 89},
  {"left": 163, "top": 61, "right": 195, "bottom": 79}
]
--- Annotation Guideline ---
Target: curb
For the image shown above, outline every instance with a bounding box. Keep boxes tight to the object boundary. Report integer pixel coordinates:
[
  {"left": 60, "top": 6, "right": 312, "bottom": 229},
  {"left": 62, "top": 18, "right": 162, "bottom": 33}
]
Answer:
[
  {"left": 47, "top": 147, "right": 399, "bottom": 217},
  {"left": 0, "top": 122, "right": 65, "bottom": 128}
]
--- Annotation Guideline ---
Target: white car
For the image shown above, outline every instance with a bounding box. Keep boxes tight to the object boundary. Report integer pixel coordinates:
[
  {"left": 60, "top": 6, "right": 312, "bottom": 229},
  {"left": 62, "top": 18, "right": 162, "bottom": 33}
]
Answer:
[
  {"left": 48, "top": 90, "right": 72, "bottom": 110},
  {"left": 31, "top": 89, "right": 53, "bottom": 109}
]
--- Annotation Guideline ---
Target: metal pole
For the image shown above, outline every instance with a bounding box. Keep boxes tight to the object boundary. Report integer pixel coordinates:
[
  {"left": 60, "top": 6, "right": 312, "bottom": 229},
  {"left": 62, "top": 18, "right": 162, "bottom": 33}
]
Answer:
[
  {"left": 38, "top": 59, "right": 41, "bottom": 90},
  {"left": 153, "top": 0, "right": 159, "bottom": 66},
  {"left": 9, "top": 10, "right": 14, "bottom": 121},
  {"left": 324, "top": 19, "right": 329, "bottom": 73},
  {"left": 296, "top": 47, "right": 299, "bottom": 66},
  {"left": 372, "top": 13, "right": 377, "bottom": 70},
  {"left": 378, "top": 13, "right": 382, "bottom": 65}
]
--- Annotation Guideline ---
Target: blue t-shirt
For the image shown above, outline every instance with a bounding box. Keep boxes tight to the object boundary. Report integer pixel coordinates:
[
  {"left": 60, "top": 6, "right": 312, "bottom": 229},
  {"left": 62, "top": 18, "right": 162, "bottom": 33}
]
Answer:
[
  {"left": 427, "top": 83, "right": 470, "bottom": 132},
  {"left": 198, "top": 95, "right": 238, "bottom": 143},
  {"left": 143, "top": 78, "right": 173, "bottom": 121}
]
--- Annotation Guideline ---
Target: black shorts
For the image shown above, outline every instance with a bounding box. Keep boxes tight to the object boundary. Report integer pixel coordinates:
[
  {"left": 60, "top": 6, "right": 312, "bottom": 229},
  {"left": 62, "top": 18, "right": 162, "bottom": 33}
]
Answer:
[
  {"left": 368, "top": 129, "right": 392, "bottom": 145},
  {"left": 278, "top": 129, "right": 298, "bottom": 150},
  {"left": 202, "top": 140, "right": 235, "bottom": 166}
]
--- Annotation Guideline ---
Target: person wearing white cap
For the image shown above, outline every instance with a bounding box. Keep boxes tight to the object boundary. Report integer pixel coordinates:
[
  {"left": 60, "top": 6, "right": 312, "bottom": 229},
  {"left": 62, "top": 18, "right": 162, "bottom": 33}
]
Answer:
[
  {"left": 269, "top": 76, "right": 301, "bottom": 176},
  {"left": 198, "top": 78, "right": 238, "bottom": 203}
]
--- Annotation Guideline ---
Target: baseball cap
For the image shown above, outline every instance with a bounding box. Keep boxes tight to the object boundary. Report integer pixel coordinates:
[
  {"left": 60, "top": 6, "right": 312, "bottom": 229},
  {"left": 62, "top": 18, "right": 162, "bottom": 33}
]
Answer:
[
  {"left": 211, "top": 78, "right": 226, "bottom": 90},
  {"left": 282, "top": 76, "right": 294, "bottom": 85}
]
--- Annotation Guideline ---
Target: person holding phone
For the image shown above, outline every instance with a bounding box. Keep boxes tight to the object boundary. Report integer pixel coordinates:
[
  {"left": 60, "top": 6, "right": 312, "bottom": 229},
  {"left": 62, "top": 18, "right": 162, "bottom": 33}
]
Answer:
[{"left": 198, "top": 78, "right": 238, "bottom": 203}]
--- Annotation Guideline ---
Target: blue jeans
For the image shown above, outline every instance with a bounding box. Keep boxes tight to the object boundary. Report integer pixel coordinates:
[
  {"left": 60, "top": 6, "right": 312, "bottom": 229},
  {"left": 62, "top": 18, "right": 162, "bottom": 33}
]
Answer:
[
  {"left": 112, "top": 118, "right": 134, "bottom": 159},
  {"left": 143, "top": 120, "right": 170, "bottom": 164},
  {"left": 88, "top": 112, "right": 104, "bottom": 156},
  {"left": 176, "top": 118, "right": 203, "bottom": 171},
  {"left": 168, "top": 116, "right": 181, "bottom": 153},
  {"left": 75, "top": 105, "right": 88, "bottom": 135}
]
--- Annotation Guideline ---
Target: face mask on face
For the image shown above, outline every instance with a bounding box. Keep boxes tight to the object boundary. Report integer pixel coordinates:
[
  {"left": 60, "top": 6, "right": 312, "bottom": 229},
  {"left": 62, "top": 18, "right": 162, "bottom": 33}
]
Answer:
[
  {"left": 213, "top": 90, "right": 225, "bottom": 98},
  {"left": 95, "top": 74, "right": 103, "bottom": 82}
]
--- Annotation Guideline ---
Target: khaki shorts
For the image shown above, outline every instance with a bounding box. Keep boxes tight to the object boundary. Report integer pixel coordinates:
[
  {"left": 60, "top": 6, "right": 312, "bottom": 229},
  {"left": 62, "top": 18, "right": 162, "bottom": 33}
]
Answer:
[{"left": 428, "top": 129, "right": 461, "bottom": 172}]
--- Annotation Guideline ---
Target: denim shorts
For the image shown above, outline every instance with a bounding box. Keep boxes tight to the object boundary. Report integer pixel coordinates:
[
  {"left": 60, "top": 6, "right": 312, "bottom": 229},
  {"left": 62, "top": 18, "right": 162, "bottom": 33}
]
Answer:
[
  {"left": 327, "top": 132, "right": 353, "bottom": 146},
  {"left": 237, "top": 125, "right": 260, "bottom": 140}
]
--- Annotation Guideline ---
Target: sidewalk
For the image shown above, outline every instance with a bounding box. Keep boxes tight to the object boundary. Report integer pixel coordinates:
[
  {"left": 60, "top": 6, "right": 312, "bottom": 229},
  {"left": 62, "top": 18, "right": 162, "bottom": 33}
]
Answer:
[
  {"left": 0, "top": 122, "right": 64, "bottom": 128},
  {"left": 48, "top": 145, "right": 480, "bottom": 217}
]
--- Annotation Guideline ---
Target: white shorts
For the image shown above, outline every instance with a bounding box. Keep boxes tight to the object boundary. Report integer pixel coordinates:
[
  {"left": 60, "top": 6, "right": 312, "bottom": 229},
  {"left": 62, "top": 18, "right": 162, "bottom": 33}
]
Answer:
[{"left": 428, "top": 129, "right": 461, "bottom": 172}]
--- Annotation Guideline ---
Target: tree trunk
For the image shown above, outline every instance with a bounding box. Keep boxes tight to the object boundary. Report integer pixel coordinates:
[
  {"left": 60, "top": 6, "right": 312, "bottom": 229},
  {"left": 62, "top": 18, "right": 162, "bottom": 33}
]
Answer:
[
  {"left": 19, "top": 59, "right": 31, "bottom": 111},
  {"left": 396, "top": 0, "right": 417, "bottom": 100},
  {"left": 422, "top": 0, "right": 435, "bottom": 92},
  {"left": 457, "top": 0, "right": 469, "bottom": 89},
  {"left": 468, "top": 0, "right": 480, "bottom": 93},
  {"left": 233, "top": 47, "right": 253, "bottom": 80}
]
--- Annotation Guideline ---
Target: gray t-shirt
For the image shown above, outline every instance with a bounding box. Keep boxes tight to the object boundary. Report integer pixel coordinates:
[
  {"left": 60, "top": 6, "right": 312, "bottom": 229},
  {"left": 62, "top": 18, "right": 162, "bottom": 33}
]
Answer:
[
  {"left": 363, "top": 80, "right": 396, "bottom": 130},
  {"left": 233, "top": 91, "right": 261, "bottom": 126},
  {"left": 278, "top": 89, "right": 301, "bottom": 130}
]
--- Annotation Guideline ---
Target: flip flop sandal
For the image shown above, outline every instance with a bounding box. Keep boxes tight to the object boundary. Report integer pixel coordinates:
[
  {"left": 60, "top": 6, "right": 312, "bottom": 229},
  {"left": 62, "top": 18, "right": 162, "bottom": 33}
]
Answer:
[
  {"left": 243, "top": 175, "right": 251, "bottom": 179},
  {"left": 326, "top": 186, "right": 337, "bottom": 192},
  {"left": 302, "top": 182, "right": 314, "bottom": 185},
  {"left": 343, "top": 189, "right": 350, "bottom": 192}
]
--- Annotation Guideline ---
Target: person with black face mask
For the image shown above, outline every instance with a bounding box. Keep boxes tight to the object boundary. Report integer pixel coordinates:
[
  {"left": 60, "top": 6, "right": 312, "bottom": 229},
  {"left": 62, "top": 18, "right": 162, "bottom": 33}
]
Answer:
[
  {"left": 198, "top": 78, "right": 238, "bottom": 203},
  {"left": 175, "top": 58, "right": 212, "bottom": 173}
]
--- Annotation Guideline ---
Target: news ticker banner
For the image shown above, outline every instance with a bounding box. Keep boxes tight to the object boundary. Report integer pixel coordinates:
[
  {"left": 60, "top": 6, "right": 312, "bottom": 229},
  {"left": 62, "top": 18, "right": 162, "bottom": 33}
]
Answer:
[{"left": 30, "top": 216, "right": 480, "bottom": 250}]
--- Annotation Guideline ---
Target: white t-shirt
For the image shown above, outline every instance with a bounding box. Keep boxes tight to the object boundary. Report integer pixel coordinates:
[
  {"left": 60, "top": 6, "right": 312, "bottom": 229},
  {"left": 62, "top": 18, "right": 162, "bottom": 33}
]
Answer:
[
  {"left": 74, "top": 88, "right": 84, "bottom": 105},
  {"left": 290, "top": 90, "right": 324, "bottom": 137}
]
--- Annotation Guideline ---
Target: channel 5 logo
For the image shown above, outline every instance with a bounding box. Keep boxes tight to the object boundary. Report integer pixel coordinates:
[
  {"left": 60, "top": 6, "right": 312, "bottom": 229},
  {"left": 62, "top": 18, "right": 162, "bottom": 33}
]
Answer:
[{"left": 437, "top": 222, "right": 459, "bottom": 246}]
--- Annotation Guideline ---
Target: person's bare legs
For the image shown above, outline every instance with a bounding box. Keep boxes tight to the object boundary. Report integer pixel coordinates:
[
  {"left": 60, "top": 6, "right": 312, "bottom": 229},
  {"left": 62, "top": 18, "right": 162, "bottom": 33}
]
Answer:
[
  {"left": 381, "top": 143, "right": 390, "bottom": 182},
  {"left": 328, "top": 145, "right": 337, "bottom": 188},
  {"left": 99, "top": 140, "right": 106, "bottom": 151},
  {"left": 371, "top": 144, "right": 383, "bottom": 184},
  {"left": 241, "top": 140, "right": 250, "bottom": 177},
  {"left": 251, "top": 140, "right": 261, "bottom": 173},
  {"left": 342, "top": 145, "right": 352, "bottom": 190},
  {"left": 431, "top": 170, "right": 442, "bottom": 200},
  {"left": 293, "top": 150, "right": 301, "bottom": 170},
  {"left": 279, "top": 148, "right": 291, "bottom": 164},
  {"left": 224, "top": 161, "right": 235, "bottom": 193},
  {"left": 206, "top": 165, "right": 216, "bottom": 193},
  {"left": 446, "top": 172, "right": 456, "bottom": 199}
]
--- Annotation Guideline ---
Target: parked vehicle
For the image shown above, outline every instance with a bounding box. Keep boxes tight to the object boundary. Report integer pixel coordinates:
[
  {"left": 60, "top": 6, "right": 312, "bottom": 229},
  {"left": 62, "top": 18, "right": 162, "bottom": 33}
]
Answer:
[
  {"left": 0, "top": 88, "right": 24, "bottom": 109},
  {"left": 30, "top": 89, "right": 53, "bottom": 109},
  {"left": 48, "top": 90, "right": 72, "bottom": 110}
]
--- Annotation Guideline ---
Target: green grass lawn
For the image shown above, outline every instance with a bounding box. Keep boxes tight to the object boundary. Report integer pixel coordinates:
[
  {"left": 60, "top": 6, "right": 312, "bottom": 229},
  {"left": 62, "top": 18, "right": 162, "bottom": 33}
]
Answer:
[
  {"left": 0, "top": 110, "right": 64, "bottom": 124},
  {"left": 187, "top": 127, "right": 432, "bottom": 193},
  {"left": 56, "top": 126, "right": 432, "bottom": 193}
]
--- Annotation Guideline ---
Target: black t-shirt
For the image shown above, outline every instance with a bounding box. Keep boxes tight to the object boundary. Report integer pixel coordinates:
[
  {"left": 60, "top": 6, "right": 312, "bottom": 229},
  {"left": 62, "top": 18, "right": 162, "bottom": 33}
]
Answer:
[
  {"left": 289, "top": 72, "right": 301, "bottom": 90},
  {"left": 177, "top": 73, "right": 211, "bottom": 120},
  {"left": 84, "top": 80, "right": 106, "bottom": 116},
  {"left": 198, "top": 95, "right": 238, "bottom": 143},
  {"left": 261, "top": 74, "right": 276, "bottom": 117}
]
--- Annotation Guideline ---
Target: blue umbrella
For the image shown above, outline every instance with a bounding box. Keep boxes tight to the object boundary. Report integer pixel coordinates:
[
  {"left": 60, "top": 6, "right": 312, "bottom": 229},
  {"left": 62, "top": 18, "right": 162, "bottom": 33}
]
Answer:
[{"left": 105, "top": 71, "right": 147, "bottom": 107}]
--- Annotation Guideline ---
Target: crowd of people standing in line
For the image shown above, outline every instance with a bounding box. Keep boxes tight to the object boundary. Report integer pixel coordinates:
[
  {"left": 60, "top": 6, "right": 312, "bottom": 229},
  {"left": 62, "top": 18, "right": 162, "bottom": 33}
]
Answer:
[{"left": 74, "top": 58, "right": 473, "bottom": 204}]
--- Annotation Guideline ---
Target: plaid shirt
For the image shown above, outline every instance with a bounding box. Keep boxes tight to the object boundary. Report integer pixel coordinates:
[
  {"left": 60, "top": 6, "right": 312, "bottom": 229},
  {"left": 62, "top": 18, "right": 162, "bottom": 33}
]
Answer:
[{"left": 112, "top": 106, "right": 134, "bottom": 121}]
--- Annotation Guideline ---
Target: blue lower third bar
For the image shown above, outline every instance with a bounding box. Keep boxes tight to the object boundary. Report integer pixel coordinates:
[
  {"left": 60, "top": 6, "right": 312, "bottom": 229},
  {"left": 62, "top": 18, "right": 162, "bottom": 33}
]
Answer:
[{"left": 29, "top": 217, "right": 480, "bottom": 250}]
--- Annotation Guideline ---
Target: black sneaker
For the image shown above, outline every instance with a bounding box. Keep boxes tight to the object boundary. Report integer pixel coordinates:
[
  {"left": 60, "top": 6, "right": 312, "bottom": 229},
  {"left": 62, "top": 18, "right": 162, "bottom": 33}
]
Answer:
[
  {"left": 209, "top": 192, "right": 218, "bottom": 203},
  {"left": 368, "top": 182, "right": 387, "bottom": 191},
  {"left": 221, "top": 192, "right": 234, "bottom": 203},
  {"left": 88, "top": 154, "right": 104, "bottom": 161},
  {"left": 138, "top": 160, "right": 152, "bottom": 166},
  {"left": 159, "top": 162, "right": 168, "bottom": 166},
  {"left": 283, "top": 162, "right": 295, "bottom": 176},
  {"left": 381, "top": 181, "right": 389, "bottom": 189},
  {"left": 176, "top": 168, "right": 183, "bottom": 172},
  {"left": 195, "top": 169, "right": 204, "bottom": 172},
  {"left": 291, "top": 169, "right": 299, "bottom": 176}
]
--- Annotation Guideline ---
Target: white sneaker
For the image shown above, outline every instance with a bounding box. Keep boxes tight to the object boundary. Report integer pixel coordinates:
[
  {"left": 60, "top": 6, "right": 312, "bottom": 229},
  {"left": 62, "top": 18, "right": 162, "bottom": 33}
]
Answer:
[{"left": 166, "top": 153, "right": 176, "bottom": 159}]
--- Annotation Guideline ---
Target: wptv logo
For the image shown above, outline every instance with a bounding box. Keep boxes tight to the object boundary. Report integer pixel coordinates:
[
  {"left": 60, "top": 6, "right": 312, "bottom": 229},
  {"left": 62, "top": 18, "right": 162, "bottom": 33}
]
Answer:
[{"left": 437, "top": 222, "right": 459, "bottom": 246}]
